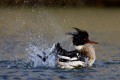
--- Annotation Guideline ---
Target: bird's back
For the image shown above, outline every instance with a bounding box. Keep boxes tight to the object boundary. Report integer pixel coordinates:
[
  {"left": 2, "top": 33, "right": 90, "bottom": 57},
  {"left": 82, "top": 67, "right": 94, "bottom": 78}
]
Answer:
[{"left": 56, "top": 43, "right": 96, "bottom": 67}]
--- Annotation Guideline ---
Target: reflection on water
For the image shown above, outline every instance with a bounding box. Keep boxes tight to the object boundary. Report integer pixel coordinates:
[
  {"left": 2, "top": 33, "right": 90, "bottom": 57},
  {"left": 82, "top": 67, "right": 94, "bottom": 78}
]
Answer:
[{"left": 0, "top": 7, "right": 120, "bottom": 80}]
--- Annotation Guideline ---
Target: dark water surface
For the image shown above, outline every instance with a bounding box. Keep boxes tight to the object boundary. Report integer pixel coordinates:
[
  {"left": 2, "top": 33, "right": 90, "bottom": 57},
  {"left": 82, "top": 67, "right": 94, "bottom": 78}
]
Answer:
[{"left": 0, "top": 7, "right": 120, "bottom": 80}]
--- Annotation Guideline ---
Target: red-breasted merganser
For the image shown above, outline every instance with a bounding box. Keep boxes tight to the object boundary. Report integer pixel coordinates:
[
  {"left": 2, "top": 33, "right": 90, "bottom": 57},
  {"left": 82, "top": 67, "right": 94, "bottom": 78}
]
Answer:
[{"left": 56, "top": 27, "right": 98, "bottom": 69}]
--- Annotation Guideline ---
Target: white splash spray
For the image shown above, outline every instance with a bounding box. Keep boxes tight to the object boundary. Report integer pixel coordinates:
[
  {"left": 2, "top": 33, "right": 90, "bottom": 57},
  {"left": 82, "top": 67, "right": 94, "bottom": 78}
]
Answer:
[{"left": 26, "top": 44, "right": 58, "bottom": 68}]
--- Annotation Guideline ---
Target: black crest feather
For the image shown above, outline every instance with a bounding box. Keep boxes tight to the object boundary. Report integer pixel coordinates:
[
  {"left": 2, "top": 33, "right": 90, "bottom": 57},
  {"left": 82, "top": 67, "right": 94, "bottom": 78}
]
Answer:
[
  {"left": 73, "top": 27, "right": 89, "bottom": 37},
  {"left": 67, "top": 27, "right": 89, "bottom": 45}
]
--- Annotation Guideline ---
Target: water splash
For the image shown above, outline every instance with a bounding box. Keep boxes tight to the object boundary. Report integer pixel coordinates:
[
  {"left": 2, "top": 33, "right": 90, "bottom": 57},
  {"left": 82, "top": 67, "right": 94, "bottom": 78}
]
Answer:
[{"left": 26, "top": 43, "right": 58, "bottom": 68}]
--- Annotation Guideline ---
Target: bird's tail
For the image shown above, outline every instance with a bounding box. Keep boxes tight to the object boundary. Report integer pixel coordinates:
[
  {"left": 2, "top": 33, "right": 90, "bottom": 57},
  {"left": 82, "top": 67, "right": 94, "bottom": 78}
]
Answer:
[{"left": 55, "top": 43, "right": 67, "bottom": 55}]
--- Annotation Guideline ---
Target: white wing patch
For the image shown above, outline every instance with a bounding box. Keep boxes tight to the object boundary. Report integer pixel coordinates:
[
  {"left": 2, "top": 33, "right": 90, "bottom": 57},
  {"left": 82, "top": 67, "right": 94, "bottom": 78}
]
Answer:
[{"left": 58, "top": 55, "right": 77, "bottom": 61}]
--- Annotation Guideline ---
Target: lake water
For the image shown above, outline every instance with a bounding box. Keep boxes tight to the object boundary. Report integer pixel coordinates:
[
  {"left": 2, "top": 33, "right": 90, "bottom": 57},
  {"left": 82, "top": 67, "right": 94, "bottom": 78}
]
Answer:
[{"left": 0, "top": 7, "right": 120, "bottom": 80}]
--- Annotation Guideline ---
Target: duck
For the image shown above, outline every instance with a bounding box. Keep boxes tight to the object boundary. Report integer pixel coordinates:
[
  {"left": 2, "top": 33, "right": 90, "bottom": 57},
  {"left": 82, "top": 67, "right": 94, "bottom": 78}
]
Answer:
[{"left": 55, "top": 27, "right": 98, "bottom": 69}]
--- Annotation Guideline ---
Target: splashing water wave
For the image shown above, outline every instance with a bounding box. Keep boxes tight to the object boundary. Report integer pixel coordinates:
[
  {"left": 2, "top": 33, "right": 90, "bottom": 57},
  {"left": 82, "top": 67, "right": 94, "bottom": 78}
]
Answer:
[{"left": 26, "top": 44, "right": 58, "bottom": 68}]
